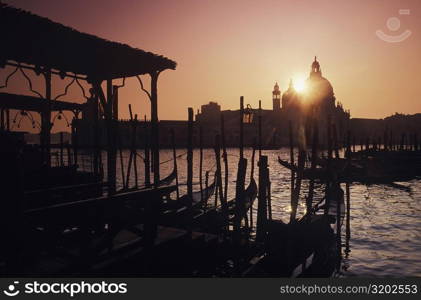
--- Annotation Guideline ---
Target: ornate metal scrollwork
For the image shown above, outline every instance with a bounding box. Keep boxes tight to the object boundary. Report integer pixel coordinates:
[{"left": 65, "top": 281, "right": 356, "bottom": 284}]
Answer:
[
  {"left": 54, "top": 75, "right": 89, "bottom": 101},
  {"left": 0, "top": 64, "right": 43, "bottom": 98},
  {"left": 11, "top": 109, "right": 40, "bottom": 130}
]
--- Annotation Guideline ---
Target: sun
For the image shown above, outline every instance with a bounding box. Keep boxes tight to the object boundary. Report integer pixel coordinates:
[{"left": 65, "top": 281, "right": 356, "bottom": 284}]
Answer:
[{"left": 293, "top": 77, "right": 307, "bottom": 93}]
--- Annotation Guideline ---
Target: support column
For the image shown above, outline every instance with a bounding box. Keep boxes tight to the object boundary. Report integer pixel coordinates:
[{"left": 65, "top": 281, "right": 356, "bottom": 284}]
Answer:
[
  {"left": 93, "top": 94, "right": 100, "bottom": 177},
  {"left": 6, "top": 109, "right": 9, "bottom": 131},
  {"left": 1, "top": 109, "right": 4, "bottom": 131},
  {"left": 41, "top": 70, "right": 52, "bottom": 167},
  {"left": 150, "top": 71, "right": 160, "bottom": 187},
  {"left": 107, "top": 79, "right": 116, "bottom": 195}
]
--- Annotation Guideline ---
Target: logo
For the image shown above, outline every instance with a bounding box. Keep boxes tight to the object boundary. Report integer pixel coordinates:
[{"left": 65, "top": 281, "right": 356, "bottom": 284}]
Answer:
[
  {"left": 2, "top": 281, "right": 127, "bottom": 297},
  {"left": 376, "top": 9, "right": 412, "bottom": 43},
  {"left": 3, "top": 281, "right": 20, "bottom": 297}
]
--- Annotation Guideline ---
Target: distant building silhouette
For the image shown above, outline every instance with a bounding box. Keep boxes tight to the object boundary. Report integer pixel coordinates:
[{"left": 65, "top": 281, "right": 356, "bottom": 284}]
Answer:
[
  {"left": 196, "top": 57, "right": 350, "bottom": 147},
  {"left": 76, "top": 58, "right": 356, "bottom": 148}
]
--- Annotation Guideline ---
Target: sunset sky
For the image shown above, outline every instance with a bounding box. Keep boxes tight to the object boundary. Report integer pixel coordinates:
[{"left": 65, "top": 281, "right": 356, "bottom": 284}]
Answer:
[{"left": 2, "top": 0, "right": 421, "bottom": 132}]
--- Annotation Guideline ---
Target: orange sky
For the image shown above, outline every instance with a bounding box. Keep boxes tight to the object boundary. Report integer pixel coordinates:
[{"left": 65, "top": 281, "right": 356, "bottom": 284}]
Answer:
[{"left": 2, "top": 0, "right": 421, "bottom": 133}]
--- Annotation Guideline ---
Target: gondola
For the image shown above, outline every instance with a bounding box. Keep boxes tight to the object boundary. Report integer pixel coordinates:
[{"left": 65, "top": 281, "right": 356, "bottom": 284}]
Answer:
[
  {"left": 160, "top": 176, "right": 217, "bottom": 218},
  {"left": 158, "top": 168, "right": 177, "bottom": 186},
  {"left": 227, "top": 178, "right": 258, "bottom": 222},
  {"left": 243, "top": 182, "right": 344, "bottom": 278}
]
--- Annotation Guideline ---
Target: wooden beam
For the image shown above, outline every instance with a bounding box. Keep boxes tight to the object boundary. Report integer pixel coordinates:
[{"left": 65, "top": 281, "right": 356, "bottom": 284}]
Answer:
[{"left": 0, "top": 92, "right": 84, "bottom": 111}]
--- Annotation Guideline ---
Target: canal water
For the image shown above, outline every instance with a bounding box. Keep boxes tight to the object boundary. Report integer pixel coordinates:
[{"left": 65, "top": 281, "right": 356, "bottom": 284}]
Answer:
[{"left": 75, "top": 148, "right": 421, "bottom": 277}]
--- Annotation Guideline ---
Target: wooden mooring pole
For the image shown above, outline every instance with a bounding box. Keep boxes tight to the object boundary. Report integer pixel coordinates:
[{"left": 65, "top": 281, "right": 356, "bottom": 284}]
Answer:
[
  {"left": 199, "top": 127, "right": 203, "bottom": 204},
  {"left": 144, "top": 115, "right": 151, "bottom": 187},
  {"left": 290, "top": 147, "right": 305, "bottom": 223},
  {"left": 258, "top": 100, "right": 262, "bottom": 157},
  {"left": 234, "top": 157, "right": 247, "bottom": 242},
  {"left": 214, "top": 135, "right": 228, "bottom": 229},
  {"left": 324, "top": 115, "right": 332, "bottom": 215},
  {"left": 256, "top": 155, "right": 269, "bottom": 243},
  {"left": 288, "top": 120, "right": 295, "bottom": 200},
  {"left": 346, "top": 131, "right": 351, "bottom": 243},
  {"left": 171, "top": 129, "right": 180, "bottom": 200},
  {"left": 187, "top": 108, "right": 194, "bottom": 225},
  {"left": 221, "top": 114, "right": 229, "bottom": 204},
  {"left": 249, "top": 141, "right": 256, "bottom": 231},
  {"left": 240, "top": 96, "right": 244, "bottom": 159},
  {"left": 307, "top": 120, "right": 318, "bottom": 214}
]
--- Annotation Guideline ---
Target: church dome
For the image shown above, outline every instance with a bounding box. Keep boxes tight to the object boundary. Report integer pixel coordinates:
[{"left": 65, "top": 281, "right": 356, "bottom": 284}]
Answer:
[
  {"left": 306, "top": 75, "right": 334, "bottom": 99},
  {"left": 305, "top": 57, "right": 335, "bottom": 106}
]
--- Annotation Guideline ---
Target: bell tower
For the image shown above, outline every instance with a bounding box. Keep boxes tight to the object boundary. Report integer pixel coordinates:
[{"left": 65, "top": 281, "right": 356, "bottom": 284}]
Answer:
[{"left": 272, "top": 82, "right": 281, "bottom": 111}]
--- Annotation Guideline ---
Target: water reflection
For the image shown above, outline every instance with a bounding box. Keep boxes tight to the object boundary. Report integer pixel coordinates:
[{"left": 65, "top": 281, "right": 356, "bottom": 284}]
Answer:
[{"left": 82, "top": 148, "right": 421, "bottom": 277}]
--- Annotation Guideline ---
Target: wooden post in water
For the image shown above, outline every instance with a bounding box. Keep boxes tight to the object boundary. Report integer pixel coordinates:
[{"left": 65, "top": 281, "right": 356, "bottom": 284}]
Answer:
[
  {"left": 240, "top": 96, "right": 244, "bottom": 159},
  {"left": 234, "top": 157, "right": 247, "bottom": 244},
  {"left": 336, "top": 181, "right": 342, "bottom": 271},
  {"left": 325, "top": 115, "right": 333, "bottom": 215},
  {"left": 345, "top": 131, "right": 351, "bottom": 242},
  {"left": 290, "top": 147, "right": 305, "bottom": 223},
  {"left": 199, "top": 126, "right": 203, "bottom": 204},
  {"left": 307, "top": 120, "right": 318, "bottom": 214},
  {"left": 144, "top": 115, "right": 151, "bottom": 187},
  {"left": 171, "top": 129, "right": 180, "bottom": 200},
  {"left": 187, "top": 108, "right": 194, "bottom": 218},
  {"left": 133, "top": 115, "right": 139, "bottom": 189},
  {"left": 234, "top": 156, "right": 247, "bottom": 275},
  {"left": 288, "top": 120, "right": 295, "bottom": 200},
  {"left": 118, "top": 125, "right": 126, "bottom": 189},
  {"left": 204, "top": 171, "right": 210, "bottom": 211},
  {"left": 126, "top": 105, "right": 134, "bottom": 188},
  {"left": 221, "top": 114, "right": 229, "bottom": 204},
  {"left": 267, "top": 178, "right": 272, "bottom": 221},
  {"left": 258, "top": 100, "right": 262, "bottom": 157},
  {"left": 256, "top": 155, "right": 268, "bottom": 243},
  {"left": 249, "top": 141, "right": 256, "bottom": 231},
  {"left": 214, "top": 134, "right": 228, "bottom": 229}
]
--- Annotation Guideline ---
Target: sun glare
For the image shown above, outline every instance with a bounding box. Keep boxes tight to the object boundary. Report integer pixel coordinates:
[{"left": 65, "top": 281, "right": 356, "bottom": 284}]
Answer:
[{"left": 294, "top": 77, "right": 307, "bottom": 93}]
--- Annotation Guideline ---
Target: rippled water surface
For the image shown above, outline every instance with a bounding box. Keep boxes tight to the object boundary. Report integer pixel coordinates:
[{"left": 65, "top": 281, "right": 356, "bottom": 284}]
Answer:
[{"left": 79, "top": 148, "right": 421, "bottom": 277}]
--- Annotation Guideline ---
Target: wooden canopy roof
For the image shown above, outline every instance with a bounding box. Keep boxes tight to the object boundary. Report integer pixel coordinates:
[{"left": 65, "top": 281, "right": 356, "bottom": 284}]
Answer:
[{"left": 0, "top": 4, "right": 176, "bottom": 81}]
